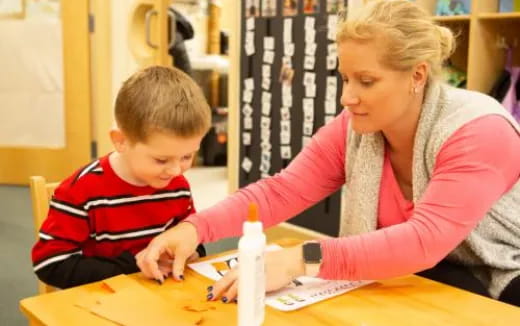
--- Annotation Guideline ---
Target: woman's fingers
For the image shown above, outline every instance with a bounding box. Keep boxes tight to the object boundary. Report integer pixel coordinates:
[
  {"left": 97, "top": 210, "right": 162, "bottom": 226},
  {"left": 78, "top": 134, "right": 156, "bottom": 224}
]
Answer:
[{"left": 208, "top": 268, "right": 238, "bottom": 301}]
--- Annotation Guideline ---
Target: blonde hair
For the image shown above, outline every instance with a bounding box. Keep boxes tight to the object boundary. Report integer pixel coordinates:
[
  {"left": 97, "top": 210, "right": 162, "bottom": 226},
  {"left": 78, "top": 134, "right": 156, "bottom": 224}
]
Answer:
[
  {"left": 337, "top": 0, "right": 455, "bottom": 80},
  {"left": 115, "top": 66, "right": 211, "bottom": 143}
]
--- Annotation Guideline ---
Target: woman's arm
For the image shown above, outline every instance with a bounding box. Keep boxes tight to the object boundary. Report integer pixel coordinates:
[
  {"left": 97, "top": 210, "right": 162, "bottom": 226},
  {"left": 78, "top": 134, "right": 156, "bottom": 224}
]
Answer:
[
  {"left": 186, "top": 111, "right": 350, "bottom": 243},
  {"left": 318, "top": 115, "right": 520, "bottom": 280}
]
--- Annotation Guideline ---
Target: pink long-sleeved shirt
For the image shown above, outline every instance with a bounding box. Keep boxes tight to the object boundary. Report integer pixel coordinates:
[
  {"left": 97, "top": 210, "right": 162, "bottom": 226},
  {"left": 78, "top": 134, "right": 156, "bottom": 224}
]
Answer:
[{"left": 186, "top": 110, "right": 520, "bottom": 280}]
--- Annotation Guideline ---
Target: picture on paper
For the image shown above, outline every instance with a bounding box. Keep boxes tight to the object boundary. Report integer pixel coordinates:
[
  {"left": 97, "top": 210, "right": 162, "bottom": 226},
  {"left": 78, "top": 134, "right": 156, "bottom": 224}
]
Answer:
[
  {"left": 283, "top": 0, "right": 298, "bottom": 16},
  {"left": 327, "top": 0, "right": 346, "bottom": 14},
  {"left": 245, "top": 0, "right": 260, "bottom": 17},
  {"left": 262, "top": 0, "right": 277, "bottom": 17},
  {"left": 303, "top": 0, "right": 320, "bottom": 14}
]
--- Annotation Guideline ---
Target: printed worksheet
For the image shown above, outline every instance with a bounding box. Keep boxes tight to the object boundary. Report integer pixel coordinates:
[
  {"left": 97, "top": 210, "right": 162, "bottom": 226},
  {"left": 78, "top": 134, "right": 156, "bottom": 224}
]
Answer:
[{"left": 188, "top": 245, "right": 372, "bottom": 311}]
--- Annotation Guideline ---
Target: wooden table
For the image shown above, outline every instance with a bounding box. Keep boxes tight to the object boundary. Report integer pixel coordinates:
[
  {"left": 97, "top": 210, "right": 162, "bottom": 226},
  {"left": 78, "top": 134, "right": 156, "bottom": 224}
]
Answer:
[{"left": 20, "top": 239, "right": 520, "bottom": 326}]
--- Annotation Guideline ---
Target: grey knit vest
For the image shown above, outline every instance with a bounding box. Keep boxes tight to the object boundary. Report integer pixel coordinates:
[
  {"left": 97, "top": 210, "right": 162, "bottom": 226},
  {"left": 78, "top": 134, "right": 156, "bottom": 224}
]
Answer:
[{"left": 340, "top": 81, "right": 520, "bottom": 298}]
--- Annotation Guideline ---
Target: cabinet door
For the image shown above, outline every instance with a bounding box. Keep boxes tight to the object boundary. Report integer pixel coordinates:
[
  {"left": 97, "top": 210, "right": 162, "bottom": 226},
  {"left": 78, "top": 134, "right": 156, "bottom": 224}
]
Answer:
[{"left": 0, "top": 0, "right": 91, "bottom": 184}]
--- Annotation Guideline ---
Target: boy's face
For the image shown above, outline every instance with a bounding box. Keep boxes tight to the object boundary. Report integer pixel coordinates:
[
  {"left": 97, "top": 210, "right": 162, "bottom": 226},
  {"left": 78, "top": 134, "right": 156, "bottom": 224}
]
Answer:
[{"left": 114, "top": 130, "right": 203, "bottom": 189}]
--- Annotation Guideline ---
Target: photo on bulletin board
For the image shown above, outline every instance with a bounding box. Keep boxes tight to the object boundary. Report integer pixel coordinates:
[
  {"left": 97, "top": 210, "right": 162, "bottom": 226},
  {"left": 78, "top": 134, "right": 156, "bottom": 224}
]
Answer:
[
  {"left": 303, "top": 0, "right": 320, "bottom": 14},
  {"left": 435, "top": 0, "right": 471, "bottom": 16},
  {"left": 0, "top": 0, "right": 25, "bottom": 19},
  {"left": 246, "top": 0, "right": 260, "bottom": 18},
  {"left": 279, "top": 63, "right": 295, "bottom": 85},
  {"left": 262, "top": 0, "right": 277, "bottom": 17},
  {"left": 327, "top": 0, "right": 345, "bottom": 13},
  {"left": 283, "top": 0, "right": 298, "bottom": 16}
]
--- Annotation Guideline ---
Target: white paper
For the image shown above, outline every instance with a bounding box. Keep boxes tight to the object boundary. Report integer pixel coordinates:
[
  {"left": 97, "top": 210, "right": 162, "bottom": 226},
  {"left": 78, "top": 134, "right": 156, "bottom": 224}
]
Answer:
[
  {"left": 261, "top": 116, "right": 271, "bottom": 129},
  {"left": 282, "top": 56, "right": 292, "bottom": 66},
  {"left": 242, "top": 89, "right": 253, "bottom": 103},
  {"left": 305, "top": 17, "right": 316, "bottom": 30},
  {"left": 262, "top": 102, "right": 271, "bottom": 116},
  {"left": 282, "top": 95, "right": 293, "bottom": 108},
  {"left": 246, "top": 17, "right": 255, "bottom": 31},
  {"left": 280, "top": 145, "right": 292, "bottom": 159},
  {"left": 242, "top": 132, "right": 251, "bottom": 145},
  {"left": 188, "top": 245, "right": 373, "bottom": 311},
  {"left": 280, "top": 120, "right": 291, "bottom": 133},
  {"left": 262, "top": 77, "right": 271, "bottom": 91},
  {"left": 304, "top": 56, "right": 315, "bottom": 70},
  {"left": 241, "top": 157, "right": 253, "bottom": 172},
  {"left": 244, "top": 78, "right": 254, "bottom": 90},
  {"left": 280, "top": 131, "right": 291, "bottom": 145},
  {"left": 245, "top": 43, "right": 255, "bottom": 56},
  {"left": 246, "top": 31, "right": 255, "bottom": 44},
  {"left": 327, "top": 28, "right": 337, "bottom": 41},
  {"left": 259, "top": 160, "right": 270, "bottom": 173},
  {"left": 261, "top": 128, "right": 271, "bottom": 141},
  {"left": 243, "top": 116, "right": 253, "bottom": 130},
  {"left": 260, "top": 140, "right": 272, "bottom": 152},
  {"left": 305, "top": 84, "right": 317, "bottom": 98},
  {"left": 280, "top": 106, "right": 291, "bottom": 120},
  {"left": 328, "top": 43, "right": 337, "bottom": 56},
  {"left": 303, "top": 121, "right": 314, "bottom": 136},
  {"left": 303, "top": 108, "right": 314, "bottom": 123},
  {"left": 303, "top": 72, "right": 316, "bottom": 86},
  {"left": 305, "top": 29, "right": 316, "bottom": 43},
  {"left": 262, "top": 91, "right": 272, "bottom": 104},
  {"left": 284, "top": 43, "right": 295, "bottom": 57},
  {"left": 327, "top": 55, "right": 337, "bottom": 70},
  {"left": 263, "top": 50, "right": 275, "bottom": 64},
  {"left": 326, "top": 76, "right": 337, "bottom": 88},
  {"left": 282, "top": 84, "right": 292, "bottom": 96},
  {"left": 242, "top": 103, "right": 253, "bottom": 116},
  {"left": 262, "top": 64, "right": 271, "bottom": 77},
  {"left": 325, "top": 100, "right": 337, "bottom": 115},
  {"left": 264, "top": 36, "right": 275, "bottom": 50},
  {"left": 284, "top": 18, "right": 293, "bottom": 43},
  {"left": 302, "top": 136, "right": 312, "bottom": 148},
  {"left": 305, "top": 43, "right": 317, "bottom": 56},
  {"left": 303, "top": 98, "right": 314, "bottom": 112}
]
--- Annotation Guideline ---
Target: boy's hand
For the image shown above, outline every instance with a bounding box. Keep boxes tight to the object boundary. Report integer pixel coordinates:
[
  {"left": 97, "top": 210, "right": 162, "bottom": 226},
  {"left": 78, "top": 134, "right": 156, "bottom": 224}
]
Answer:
[{"left": 136, "top": 222, "right": 199, "bottom": 283}]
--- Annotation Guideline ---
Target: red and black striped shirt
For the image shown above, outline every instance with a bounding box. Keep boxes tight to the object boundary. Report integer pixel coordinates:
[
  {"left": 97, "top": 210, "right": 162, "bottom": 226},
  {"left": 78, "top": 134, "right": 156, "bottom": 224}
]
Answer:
[{"left": 31, "top": 154, "right": 203, "bottom": 288}]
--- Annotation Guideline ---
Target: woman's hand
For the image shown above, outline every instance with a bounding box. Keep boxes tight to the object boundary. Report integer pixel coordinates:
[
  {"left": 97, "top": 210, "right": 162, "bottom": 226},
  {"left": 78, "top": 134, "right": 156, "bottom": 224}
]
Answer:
[
  {"left": 207, "top": 245, "right": 305, "bottom": 302},
  {"left": 136, "top": 222, "right": 199, "bottom": 283}
]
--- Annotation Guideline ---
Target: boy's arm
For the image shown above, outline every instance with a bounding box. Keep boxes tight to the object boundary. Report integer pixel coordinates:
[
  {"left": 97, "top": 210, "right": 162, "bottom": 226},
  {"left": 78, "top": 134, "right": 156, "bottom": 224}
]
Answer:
[
  {"left": 31, "top": 180, "right": 139, "bottom": 289},
  {"left": 34, "top": 252, "right": 139, "bottom": 289}
]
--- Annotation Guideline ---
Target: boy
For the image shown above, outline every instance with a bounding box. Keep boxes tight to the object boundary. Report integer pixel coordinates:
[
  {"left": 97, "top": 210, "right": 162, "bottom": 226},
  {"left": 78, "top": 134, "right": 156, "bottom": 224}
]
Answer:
[{"left": 31, "top": 66, "right": 211, "bottom": 288}]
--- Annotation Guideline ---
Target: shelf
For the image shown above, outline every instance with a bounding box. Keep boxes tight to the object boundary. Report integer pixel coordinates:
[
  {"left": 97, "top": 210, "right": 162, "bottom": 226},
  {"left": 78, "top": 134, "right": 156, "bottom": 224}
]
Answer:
[
  {"left": 432, "top": 15, "right": 470, "bottom": 22},
  {"left": 478, "top": 12, "right": 520, "bottom": 20}
]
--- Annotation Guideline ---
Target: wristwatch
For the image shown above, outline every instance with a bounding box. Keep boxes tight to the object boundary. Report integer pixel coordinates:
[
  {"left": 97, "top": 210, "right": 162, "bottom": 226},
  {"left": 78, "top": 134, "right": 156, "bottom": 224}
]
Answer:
[{"left": 302, "top": 241, "right": 322, "bottom": 277}]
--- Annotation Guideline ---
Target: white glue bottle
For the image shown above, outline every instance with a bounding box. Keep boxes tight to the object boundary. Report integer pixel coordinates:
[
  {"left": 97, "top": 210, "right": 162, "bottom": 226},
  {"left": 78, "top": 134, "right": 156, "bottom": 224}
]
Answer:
[{"left": 238, "top": 202, "right": 266, "bottom": 326}]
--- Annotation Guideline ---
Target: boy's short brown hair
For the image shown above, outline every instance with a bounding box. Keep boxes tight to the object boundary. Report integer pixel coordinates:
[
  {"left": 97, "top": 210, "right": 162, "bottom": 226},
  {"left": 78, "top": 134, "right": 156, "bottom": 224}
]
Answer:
[{"left": 115, "top": 66, "right": 211, "bottom": 142}]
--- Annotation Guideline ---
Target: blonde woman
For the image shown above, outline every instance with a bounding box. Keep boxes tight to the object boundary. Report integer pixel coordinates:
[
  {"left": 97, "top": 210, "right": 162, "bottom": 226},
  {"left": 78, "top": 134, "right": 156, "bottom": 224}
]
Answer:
[{"left": 137, "top": 0, "right": 520, "bottom": 306}]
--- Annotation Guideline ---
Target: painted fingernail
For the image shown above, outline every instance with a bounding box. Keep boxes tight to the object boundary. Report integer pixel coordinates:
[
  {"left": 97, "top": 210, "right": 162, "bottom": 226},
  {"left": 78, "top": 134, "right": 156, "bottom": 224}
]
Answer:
[
  {"left": 233, "top": 299, "right": 238, "bottom": 303},
  {"left": 179, "top": 275, "right": 184, "bottom": 280},
  {"left": 156, "top": 279, "right": 163, "bottom": 285},
  {"left": 221, "top": 297, "right": 228, "bottom": 303},
  {"left": 207, "top": 286, "right": 213, "bottom": 292},
  {"left": 207, "top": 293, "right": 213, "bottom": 301}
]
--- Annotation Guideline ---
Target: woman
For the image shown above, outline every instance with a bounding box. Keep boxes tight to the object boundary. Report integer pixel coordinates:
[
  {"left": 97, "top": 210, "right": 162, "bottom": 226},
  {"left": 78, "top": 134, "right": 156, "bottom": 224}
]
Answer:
[{"left": 137, "top": 0, "right": 520, "bottom": 306}]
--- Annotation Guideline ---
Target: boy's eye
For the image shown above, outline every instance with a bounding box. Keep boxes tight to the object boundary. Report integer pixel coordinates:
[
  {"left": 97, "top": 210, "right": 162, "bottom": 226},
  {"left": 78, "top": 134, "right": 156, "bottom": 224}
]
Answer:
[
  {"left": 155, "top": 159, "right": 167, "bottom": 164},
  {"left": 182, "top": 155, "right": 193, "bottom": 161}
]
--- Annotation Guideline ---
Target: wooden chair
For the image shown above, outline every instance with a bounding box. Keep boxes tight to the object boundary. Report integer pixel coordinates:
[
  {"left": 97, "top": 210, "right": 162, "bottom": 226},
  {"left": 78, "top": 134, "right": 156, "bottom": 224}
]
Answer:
[{"left": 29, "top": 176, "right": 60, "bottom": 294}]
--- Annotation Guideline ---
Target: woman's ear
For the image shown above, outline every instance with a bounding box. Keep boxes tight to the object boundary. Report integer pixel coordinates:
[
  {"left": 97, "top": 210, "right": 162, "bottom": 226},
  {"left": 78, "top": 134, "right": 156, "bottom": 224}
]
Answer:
[
  {"left": 110, "top": 128, "right": 127, "bottom": 153},
  {"left": 412, "top": 62, "right": 429, "bottom": 93}
]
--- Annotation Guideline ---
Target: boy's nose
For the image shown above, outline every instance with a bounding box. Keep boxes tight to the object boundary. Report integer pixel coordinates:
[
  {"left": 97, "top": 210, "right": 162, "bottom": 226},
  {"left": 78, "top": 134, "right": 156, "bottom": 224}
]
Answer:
[{"left": 165, "top": 163, "right": 181, "bottom": 176}]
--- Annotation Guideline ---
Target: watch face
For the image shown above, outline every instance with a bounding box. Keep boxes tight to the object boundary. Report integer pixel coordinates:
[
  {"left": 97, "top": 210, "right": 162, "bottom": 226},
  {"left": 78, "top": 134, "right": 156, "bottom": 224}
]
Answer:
[{"left": 303, "top": 242, "right": 322, "bottom": 263}]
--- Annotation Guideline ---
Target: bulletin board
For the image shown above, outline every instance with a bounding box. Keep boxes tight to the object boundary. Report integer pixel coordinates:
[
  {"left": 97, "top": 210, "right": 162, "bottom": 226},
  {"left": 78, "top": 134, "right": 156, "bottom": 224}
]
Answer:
[{"left": 238, "top": 0, "right": 347, "bottom": 236}]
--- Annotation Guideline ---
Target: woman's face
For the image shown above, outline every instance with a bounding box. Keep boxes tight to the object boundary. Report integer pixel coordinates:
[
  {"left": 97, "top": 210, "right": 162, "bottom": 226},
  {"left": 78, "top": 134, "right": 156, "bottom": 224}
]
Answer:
[{"left": 338, "top": 39, "right": 419, "bottom": 134}]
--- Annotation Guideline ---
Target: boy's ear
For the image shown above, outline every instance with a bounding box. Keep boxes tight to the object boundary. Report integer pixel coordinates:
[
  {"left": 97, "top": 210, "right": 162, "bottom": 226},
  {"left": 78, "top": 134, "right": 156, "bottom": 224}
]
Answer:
[{"left": 110, "top": 128, "right": 128, "bottom": 153}]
